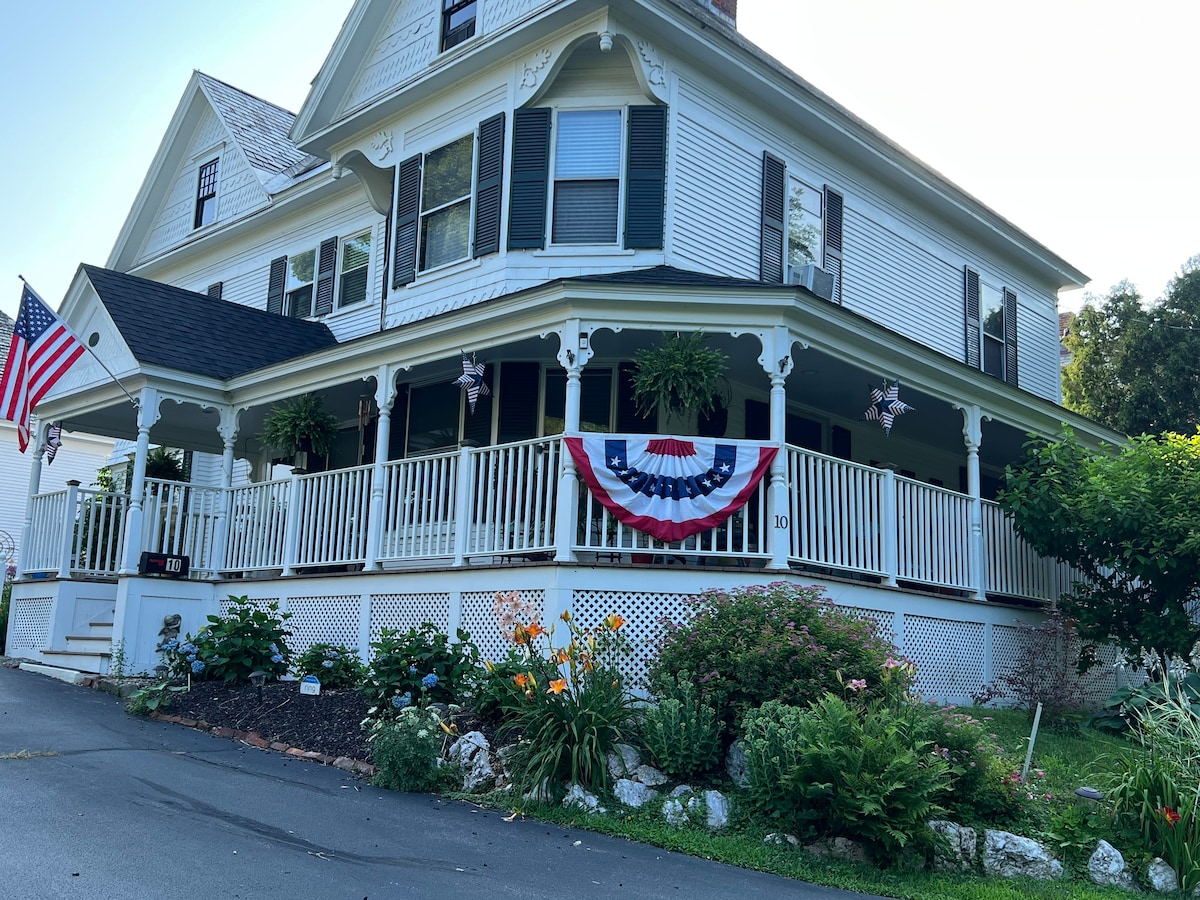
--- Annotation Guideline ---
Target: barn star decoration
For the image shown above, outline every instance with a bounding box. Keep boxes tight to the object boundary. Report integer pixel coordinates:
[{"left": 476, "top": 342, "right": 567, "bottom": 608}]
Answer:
[
  {"left": 452, "top": 352, "right": 491, "bottom": 413},
  {"left": 863, "top": 379, "right": 913, "bottom": 436}
]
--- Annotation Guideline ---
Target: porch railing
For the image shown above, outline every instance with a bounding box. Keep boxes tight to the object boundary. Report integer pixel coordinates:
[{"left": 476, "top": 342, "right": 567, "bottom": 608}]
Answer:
[{"left": 20, "top": 436, "right": 1076, "bottom": 604}]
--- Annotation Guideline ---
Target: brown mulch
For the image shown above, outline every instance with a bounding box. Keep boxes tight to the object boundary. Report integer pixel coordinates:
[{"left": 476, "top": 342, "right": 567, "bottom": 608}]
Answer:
[{"left": 162, "top": 681, "right": 372, "bottom": 762}]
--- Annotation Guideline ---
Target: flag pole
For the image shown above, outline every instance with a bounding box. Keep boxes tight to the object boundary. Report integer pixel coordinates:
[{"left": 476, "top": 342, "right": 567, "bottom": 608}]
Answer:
[{"left": 17, "top": 275, "right": 140, "bottom": 409}]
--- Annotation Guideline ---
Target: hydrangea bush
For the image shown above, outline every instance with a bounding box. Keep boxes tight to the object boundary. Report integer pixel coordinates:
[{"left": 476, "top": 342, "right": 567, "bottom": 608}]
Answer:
[
  {"left": 368, "top": 706, "right": 448, "bottom": 792},
  {"left": 160, "top": 596, "right": 291, "bottom": 683},
  {"left": 362, "top": 622, "right": 480, "bottom": 716},
  {"left": 293, "top": 642, "right": 364, "bottom": 691}
]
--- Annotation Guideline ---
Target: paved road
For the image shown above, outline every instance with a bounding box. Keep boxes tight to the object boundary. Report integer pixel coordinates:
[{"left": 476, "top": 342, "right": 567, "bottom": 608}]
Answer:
[{"left": 0, "top": 665, "right": 878, "bottom": 900}]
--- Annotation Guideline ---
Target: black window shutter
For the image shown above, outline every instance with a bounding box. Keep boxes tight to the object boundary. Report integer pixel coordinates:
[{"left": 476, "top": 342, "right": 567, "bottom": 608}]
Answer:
[
  {"left": 207, "top": 281, "right": 223, "bottom": 300},
  {"left": 616, "top": 362, "right": 658, "bottom": 433},
  {"left": 507, "top": 108, "right": 551, "bottom": 250},
  {"left": 497, "top": 361, "right": 541, "bottom": 443},
  {"left": 314, "top": 236, "right": 338, "bottom": 315},
  {"left": 392, "top": 155, "right": 422, "bottom": 288},
  {"left": 1003, "top": 287, "right": 1019, "bottom": 385},
  {"left": 624, "top": 106, "right": 667, "bottom": 250},
  {"left": 266, "top": 256, "right": 287, "bottom": 315},
  {"left": 463, "top": 365, "right": 495, "bottom": 444},
  {"left": 822, "top": 185, "right": 844, "bottom": 303},
  {"left": 964, "top": 267, "right": 981, "bottom": 369},
  {"left": 473, "top": 112, "right": 506, "bottom": 258},
  {"left": 759, "top": 152, "right": 786, "bottom": 282}
]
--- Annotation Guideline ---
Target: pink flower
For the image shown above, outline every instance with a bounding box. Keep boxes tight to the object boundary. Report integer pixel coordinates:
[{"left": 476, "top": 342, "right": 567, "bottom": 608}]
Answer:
[{"left": 847, "top": 679, "right": 867, "bottom": 691}]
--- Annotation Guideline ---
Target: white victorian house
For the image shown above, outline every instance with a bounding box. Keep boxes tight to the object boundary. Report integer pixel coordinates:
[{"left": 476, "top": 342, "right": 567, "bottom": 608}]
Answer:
[{"left": 6, "top": 0, "right": 1122, "bottom": 702}]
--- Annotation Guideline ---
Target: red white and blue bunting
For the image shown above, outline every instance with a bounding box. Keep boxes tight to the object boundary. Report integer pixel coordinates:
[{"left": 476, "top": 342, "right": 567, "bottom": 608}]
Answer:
[{"left": 565, "top": 436, "right": 777, "bottom": 544}]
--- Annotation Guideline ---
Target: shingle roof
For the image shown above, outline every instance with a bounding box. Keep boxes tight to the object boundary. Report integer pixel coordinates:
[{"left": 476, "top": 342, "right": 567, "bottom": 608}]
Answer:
[
  {"left": 196, "top": 72, "right": 312, "bottom": 185},
  {"left": 82, "top": 266, "right": 338, "bottom": 380},
  {"left": 0, "top": 308, "right": 12, "bottom": 360},
  {"left": 567, "top": 265, "right": 773, "bottom": 289}
]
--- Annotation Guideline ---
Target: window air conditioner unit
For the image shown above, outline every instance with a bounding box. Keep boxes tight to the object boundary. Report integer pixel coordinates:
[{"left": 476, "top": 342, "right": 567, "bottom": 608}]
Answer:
[{"left": 788, "top": 264, "right": 836, "bottom": 302}]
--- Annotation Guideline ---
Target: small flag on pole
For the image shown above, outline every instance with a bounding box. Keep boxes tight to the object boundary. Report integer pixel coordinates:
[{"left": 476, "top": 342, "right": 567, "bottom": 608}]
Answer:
[
  {"left": 0, "top": 284, "right": 86, "bottom": 452},
  {"left": 43, "top": 423, "right": 63, "bottom": 464},
  {"left": 452, "top": 352, "right": 490, "bottom": 414}
]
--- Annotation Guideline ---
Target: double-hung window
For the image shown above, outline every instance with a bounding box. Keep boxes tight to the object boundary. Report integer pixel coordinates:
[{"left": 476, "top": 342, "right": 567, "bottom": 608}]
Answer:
[
  {"left": 285, "top": 248, "right": 317, "bottom": 318},
  {"left": 419, "top": 136, "right": 475, "bottom": 271},
  {"left": 964, "top": 266, "right": 1018, "bottom": 384},
  {"left": 552, "top": 110, "right": 622, "bottom": 245},
  {"left": 441, "top": 0, "right": 477, "bottom": 51},
  {"left": 980, "top": 282, "right": 1006, "bottom": 379},
  {"left": 786, "top": 175, "right": 824, "bottom": 270},
  {"left": 194, "top": 158, "right": 218, "bottom": 229},
  {"left": 338, "top": 231, "right": 372, "bottom": 307}
]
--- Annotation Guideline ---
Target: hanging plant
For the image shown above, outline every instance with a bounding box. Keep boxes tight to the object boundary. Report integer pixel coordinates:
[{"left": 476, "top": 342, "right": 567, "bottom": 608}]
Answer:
[
  {"left": 144, "top": 447, "right": 185, "bottom": 482},
  {"left": 259, "top": 394, "right": 339, "bottom": 459},
  {"left": 631, "top": 332, "right": 728, "bottom": 418}
]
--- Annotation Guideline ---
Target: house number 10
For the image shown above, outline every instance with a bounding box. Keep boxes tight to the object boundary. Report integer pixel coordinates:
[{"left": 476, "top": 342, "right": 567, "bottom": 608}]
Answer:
[{"left": 774, "top": 515, "right": 789, "bottom": 528}]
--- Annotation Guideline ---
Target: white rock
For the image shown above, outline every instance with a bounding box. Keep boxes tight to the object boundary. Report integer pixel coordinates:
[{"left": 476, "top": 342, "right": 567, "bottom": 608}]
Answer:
[
  {"left": 662, "top": 798, "right": 689, "bottom": 826},
  {"left": 635, "top": 764, "right": 669, "bottom": 787},
  {"left": 562, "top": 783, "right": 605, "bottom": 813},
  {"left": 448, "top": 731, "right": 489, "bottom": 767},
  {"left": 614, "top": 778, "right": 658, "bottom": 809},
  {"left": 1147, "top": 858, "right": 1179, "bottom": 893},
  {"left": 522, "top": 778, "right": 554, "bottom": 804},
  {"left": 928, "top": 820, "right": 977, "bottom": 874},
  {"left": 607, "top": 743, "right": 642, "bottom": 779},
  {"left": 462, "top": 749, "right": 496, "bottom": 793},
  {"left": 1088, "top": 840, "right": 1139, "bottom": 891},
  {"left": 669, "top": 785, "right": 694, "bottom": 798},
  {"left": 693, "top": 789, "right": 729, "bottom": 829},
  {"left": 983, "top": 830, "right": 1063, "bottom": 880},
  {"left": 725, "top": 740, "right": 749, "bottom": 788},
  {"left": 805, "top": 837, "right": 868, "bottom": 864},
  {"left": 764, "top": 833, "right": 801, "bottom": 848}
]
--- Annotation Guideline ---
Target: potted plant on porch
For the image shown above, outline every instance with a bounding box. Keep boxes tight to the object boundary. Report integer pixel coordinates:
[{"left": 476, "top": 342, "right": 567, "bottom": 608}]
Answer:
[
  {"left": 630, "top": 332, "right": 728, "bottom": 421},
  {"left": 259, "top": 394, "right": 339, "bottom": 473}
]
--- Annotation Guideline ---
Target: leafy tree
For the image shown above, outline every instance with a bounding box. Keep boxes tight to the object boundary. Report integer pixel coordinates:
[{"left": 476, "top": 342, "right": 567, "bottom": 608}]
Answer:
[
  {"left": 1063, "top": 260, "right": 1200, "bottom": 436},
  {"left": 998, "top": 430, "right": 1200, "bottom": 671}
]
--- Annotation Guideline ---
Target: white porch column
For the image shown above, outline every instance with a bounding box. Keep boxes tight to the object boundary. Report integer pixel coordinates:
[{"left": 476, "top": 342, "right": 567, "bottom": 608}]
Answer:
[
  {"left": 365, "top": 366, "right": 397, "bottom": 571},
  {"left": 210, "top": 407, "right": 240, "bottom": 576},
  {"left": 119, "top": 388, "right": 160, "bottom": 574},
  {"left": 16, "top": 417, "right": 47, "bottom": 578},
  {"left": 957, "top": 403, "right": 988, "bottom": 600},
  {"left": 760, "top": 326, "right": 794, "bottom": 572},
  {"left": 553, "top": 320, "right": 592, "bottom": 563}
]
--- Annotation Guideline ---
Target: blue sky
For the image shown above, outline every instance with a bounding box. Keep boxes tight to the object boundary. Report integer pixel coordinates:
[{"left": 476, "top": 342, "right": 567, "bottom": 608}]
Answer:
[{"left": 2, "top": 1, "right": 1197, "bottom": 320}]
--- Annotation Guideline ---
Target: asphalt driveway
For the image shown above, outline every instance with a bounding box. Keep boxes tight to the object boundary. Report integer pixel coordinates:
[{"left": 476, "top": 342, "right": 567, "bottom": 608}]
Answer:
[{"left": 0, "top": 664, "right": 879, "bottom": 900}]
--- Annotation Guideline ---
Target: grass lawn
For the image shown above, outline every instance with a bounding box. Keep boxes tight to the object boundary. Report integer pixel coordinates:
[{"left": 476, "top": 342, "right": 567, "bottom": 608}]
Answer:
[{"left": 464, "top": 707, "right": 1148, "bottom": 900}]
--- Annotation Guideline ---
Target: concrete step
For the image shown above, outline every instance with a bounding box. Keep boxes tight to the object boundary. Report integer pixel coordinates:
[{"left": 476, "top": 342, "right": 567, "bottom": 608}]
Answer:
[
  {"left": 64, "top": 634, "right": 113, "bottom": 652},
  {"left": 39, "top": 649, "right": 109, "bottom": 675},
  {"left": 18, "top": 662, "right": 88, "bottom": 685}
]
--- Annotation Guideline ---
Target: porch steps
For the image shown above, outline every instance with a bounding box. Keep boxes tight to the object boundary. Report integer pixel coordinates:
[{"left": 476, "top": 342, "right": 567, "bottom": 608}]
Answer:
[
  {"left": 39, "top": 649, "right": 111, "bottom": 674},
  {"left": 18, "top": 662, "right": 88, "bottom": 685},
  {"left": 40, "top": 609, "right": 115, "bottom": 675}
]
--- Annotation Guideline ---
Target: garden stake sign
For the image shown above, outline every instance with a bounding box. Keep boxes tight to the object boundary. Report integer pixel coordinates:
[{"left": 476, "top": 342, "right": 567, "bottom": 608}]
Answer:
[
  {"left": 863, "top": 379, "right": 913, "bottom": 436},
  {"left": 453, "top": 352, "right": 490, "bottom": 413}
]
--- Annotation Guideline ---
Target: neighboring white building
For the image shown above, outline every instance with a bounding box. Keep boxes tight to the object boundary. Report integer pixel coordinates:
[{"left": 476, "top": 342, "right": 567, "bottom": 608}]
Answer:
[
  {"left": 0, "top": 310, "right": 113, "bottom": 569},
  {"left": 7, "top": 0, "right": 1123, "bottom": 700}
]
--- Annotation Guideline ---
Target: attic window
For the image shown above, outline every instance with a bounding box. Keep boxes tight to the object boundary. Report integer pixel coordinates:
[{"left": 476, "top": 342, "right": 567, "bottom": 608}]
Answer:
[
  {"left": 194, "top": 158, "right": 219, "bottom": 229},
  {"left": 441, "top": 0, "right": 476, "bottom": 51}
]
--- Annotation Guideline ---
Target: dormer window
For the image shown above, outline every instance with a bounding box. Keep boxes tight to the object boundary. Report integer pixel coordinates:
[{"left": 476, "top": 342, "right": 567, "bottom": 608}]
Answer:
[
  {"left": 194, "top": 158, "right": 219, "bottom": 229},
  {"left": 441, "top": 0, "right": 476, "bottom": 51}
]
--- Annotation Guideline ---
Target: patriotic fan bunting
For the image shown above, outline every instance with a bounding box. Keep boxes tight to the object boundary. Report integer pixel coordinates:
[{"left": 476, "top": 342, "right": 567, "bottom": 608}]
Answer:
[
  {"left": 863, "top": 380, "right": 913, "bottom": 436},
  {"left": 452, "top": 352, "right": 490, "bottom": 413},
  {"left": 566, "top": 435, "right": 777, "bottom": 544}
]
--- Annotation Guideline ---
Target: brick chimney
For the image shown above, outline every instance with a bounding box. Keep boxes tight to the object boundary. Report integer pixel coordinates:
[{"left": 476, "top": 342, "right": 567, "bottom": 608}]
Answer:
[{"left": 700, "top": 0, "right": 736, "bottom": 28}]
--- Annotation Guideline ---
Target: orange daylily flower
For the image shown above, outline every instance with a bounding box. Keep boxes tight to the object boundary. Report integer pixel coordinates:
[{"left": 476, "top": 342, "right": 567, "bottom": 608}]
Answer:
[
  {"left": 547, "top": 678, "right": 568, "bottom": 695},
  {"left": 554, "top": 648, "right": 570, "bottom": 665},
  {"left": 560, "top": 610, "right": 572, "bottom": 622},
  {"left": 1160, "top": 806, "right": 1182, "bottom": 827},
  {"left": 603, "top": 613, "right": 626, "bottom": 631},
  {"left": 524, "top": 621, "right": 546, "bottom": 641},
  {"left": 514, "top": 672, "right": 532, "bottom": 688}
]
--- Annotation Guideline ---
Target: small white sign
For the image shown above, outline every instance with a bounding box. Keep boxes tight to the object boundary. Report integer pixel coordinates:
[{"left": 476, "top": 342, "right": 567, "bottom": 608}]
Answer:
[{"left": 299, "top": 675, "right": 321, "bottom": 696}]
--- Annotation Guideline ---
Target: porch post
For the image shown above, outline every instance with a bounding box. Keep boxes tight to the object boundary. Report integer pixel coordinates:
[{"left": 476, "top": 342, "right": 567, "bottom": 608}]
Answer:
[
  {"left": 553, "top": 320, "right": 591, "bottom": 562},
  {"left": 958, "top": 404, "right": 987, "bottom": 600},
  {"left": 282, "top": 472, "right": 303, "bottom": 576},
  {"left": 56, "top": 480, "right": 81, "bottom": 577},
  {"left": 17, "top": 417, "right": 47, "bottom": 578},
  {"left": 120, "top": 388, "right": 160, "bottom": 574},
  {"left": 761, "top": 326, "right": 793, "bottom": 572},
  {"left": 365, "top": 366, "right": 396, "bottom": 572},
  {"left": 211, "top": 407, "right": 240, "bottom": 576}
]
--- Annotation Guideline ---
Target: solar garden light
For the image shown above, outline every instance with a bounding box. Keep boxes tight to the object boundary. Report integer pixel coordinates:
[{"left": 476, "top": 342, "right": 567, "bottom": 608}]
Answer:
[
  {"left": 249, "top": 670, "right": 267, "bottom": 702},
  {"left": 154, "top": 664, "right": 168, "bottom": 681}
]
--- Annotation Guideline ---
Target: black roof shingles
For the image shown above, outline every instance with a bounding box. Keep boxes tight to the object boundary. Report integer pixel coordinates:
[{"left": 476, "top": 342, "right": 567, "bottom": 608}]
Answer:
[{"left": 83, "top": 266, "right": 337, "bottom": 380}]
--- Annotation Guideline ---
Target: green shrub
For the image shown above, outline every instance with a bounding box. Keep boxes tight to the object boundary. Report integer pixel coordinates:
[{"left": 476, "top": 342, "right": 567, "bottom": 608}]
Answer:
[
  {"left": 651, "top": 582, "right": 913, "bottom": 735},
  {"left": 293, "top": 642, "right": 364, "bottom": 691},
  {"left": 471, "top": 648, "right": 557, "bottom": 726},
  {"left": 498, "top": 612, "right": 634, "bottom": 800},
  {"left": 742, "top": 696, "right": 950, "bottom": 864},
  {"left": 917, "top": 704, "right": 1022, "bottom": 826},
  {"left": 368, "top": 706, "right": 446, "bottom": 792},
  {"left": 639, "top": 673, "right": 723, "bottom": 778},
  {"left": 161, "top": 596, "right": 292, "bottom": 683},
  {"left": 363, "top": 623, "right": 480, "bottom": 715},
  {"left": 0, "top": 565, "right": 12, "bottom": 655}
]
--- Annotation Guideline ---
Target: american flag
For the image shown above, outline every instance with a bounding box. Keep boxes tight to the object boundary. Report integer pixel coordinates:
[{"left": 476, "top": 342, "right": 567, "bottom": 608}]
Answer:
[{"left": 0, "top": 285, "right": 85, "bottom": 452}]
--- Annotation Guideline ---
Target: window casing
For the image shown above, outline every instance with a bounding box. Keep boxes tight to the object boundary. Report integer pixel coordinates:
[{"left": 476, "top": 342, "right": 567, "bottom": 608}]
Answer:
[
  {"left": 419, "top": 135, "right": 475, "bottom": 271},
  {"left": 441, "top": 0, "right": 476, "bottom": 51},
  {"left": 194, "top": 158, "right": 218, "bottom": 229},
  {"left": 338, "top": 231, "right": 372, "bottom": 307},
  {"left": 980, "top": 282, "right": 1006, "bottom": 379},
  {"left": 552, "top": 109, "right": 622, "bottom": 245}
]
